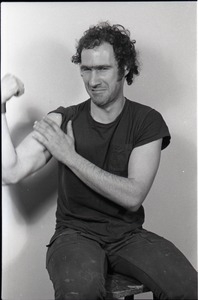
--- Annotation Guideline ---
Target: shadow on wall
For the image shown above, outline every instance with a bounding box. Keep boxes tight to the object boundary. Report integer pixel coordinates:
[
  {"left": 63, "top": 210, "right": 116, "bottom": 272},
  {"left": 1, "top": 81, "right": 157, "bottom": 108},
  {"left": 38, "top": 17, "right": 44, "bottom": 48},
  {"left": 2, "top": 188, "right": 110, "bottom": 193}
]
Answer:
[
  {"left": 6, "top": 37, "right": 83, "bottom": 225},
  {"left": 9, "top": 107, "right": 58, "bottom": 225},
  {"left": 125, "top": 44, "right": 181, "bottom": 113}
]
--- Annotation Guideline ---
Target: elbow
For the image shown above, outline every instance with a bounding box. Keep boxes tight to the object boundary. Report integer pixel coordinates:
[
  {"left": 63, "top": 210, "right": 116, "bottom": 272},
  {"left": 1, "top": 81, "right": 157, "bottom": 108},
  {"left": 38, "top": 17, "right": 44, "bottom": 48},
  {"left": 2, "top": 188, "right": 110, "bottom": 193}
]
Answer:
[
  {"left": 126, "top": 181, "right": 148, "bottom": 212},
  {"left": 128, "top": 204, "right": 141, "bottom": 213},
  {"left": 2, "top": 174, "right": 20, "bottom": 186},
  {"left": 127, "top": 194, "right": 146, "bottom": 213},
  {"left": 2, "top": 179, "right": 19, "bottom": 186},
  {"left": 2, "top": 165, "right": 21, "bottom": 186}
]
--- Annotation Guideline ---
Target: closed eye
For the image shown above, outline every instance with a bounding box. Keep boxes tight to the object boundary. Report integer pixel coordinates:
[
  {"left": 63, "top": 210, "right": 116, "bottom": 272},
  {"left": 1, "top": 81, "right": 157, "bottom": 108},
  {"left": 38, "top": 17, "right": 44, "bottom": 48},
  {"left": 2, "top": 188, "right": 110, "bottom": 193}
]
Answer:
[
  {"left": 80, "top": 65, "right": 111, "bottom": 72},
  {"left": 80, "top": 66, "right": 91, "bottom": 72},
  {"left": 97, "top": 66, "right": 110, "bottom": 71}
]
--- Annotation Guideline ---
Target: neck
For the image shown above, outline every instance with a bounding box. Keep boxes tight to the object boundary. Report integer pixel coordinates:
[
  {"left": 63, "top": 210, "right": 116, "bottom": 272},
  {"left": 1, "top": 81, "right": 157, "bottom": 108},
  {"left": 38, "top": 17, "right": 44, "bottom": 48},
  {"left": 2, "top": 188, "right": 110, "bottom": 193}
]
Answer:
[{"left": 90, "top": 96, "right": 126, "bottom": 124}]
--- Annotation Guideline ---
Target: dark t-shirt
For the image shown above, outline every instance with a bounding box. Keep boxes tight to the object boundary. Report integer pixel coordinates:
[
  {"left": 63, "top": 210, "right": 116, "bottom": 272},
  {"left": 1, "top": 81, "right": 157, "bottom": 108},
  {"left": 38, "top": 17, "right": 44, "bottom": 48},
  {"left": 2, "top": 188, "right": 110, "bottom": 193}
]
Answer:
[{"left": 49, "top": 98, "right": 171, "bottom": 244}]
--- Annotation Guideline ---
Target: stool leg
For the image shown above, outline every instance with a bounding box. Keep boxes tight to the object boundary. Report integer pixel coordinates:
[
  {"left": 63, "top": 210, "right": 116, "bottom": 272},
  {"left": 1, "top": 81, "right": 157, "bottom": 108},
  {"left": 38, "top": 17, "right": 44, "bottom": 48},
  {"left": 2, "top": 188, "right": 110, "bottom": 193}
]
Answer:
[{"left": 125, "top": 296, "right": 134, "bottom": 300}]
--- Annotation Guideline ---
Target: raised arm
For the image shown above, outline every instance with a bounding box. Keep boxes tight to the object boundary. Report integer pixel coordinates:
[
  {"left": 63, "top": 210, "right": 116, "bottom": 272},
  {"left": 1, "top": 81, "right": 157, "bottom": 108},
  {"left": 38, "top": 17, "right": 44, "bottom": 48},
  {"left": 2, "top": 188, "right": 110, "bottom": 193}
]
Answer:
[
  {"left": 2, "top": 74, "right": 62, "bottom": 185},
  {"left": 33, "top": 117, "right": 162, "bottom": 212}
]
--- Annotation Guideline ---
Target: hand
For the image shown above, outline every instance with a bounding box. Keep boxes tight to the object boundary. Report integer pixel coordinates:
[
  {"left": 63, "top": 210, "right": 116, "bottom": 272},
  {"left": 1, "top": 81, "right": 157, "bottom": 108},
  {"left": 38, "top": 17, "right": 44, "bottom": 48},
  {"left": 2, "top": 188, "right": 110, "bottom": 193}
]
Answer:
[
  {"left": 33, "top": 117, "right": 76, "bottom": 164},
  {"left": 1, "top": 74, "right": 25, "bottom": 104}
]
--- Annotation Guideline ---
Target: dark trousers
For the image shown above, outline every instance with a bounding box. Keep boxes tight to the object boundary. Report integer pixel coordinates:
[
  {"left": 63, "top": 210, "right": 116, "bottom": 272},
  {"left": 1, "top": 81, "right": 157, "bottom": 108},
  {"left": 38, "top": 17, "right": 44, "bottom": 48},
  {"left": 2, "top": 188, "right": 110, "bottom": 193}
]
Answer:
[{"left": 46, "top": 228, "right": 197, "bottom": 300}]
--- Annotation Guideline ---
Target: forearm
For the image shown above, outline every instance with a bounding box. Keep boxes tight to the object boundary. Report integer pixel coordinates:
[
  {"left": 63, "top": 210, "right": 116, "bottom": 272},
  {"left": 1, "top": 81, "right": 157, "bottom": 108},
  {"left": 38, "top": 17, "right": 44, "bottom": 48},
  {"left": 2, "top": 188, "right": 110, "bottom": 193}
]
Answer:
[
  {"left": 67, "top": 152, "right": 144, "bottom": 212},
  {"left": 32, "top": 118, "right": 160, "bottom": 211},
  {"left": 2, "top": 113, "right": 51, "bottom": 185},
  {"left": 1, "top": 74, "right": 26, "bottom": 184},
  {"left": 2, "top": 113, "right": 18, "bottom": 183}
]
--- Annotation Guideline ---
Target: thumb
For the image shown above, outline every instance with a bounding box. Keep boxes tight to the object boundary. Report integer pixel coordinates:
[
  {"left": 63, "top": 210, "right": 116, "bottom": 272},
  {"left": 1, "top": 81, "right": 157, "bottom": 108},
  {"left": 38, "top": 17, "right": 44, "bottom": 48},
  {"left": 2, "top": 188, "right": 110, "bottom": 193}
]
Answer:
[
  {"left": 67, "top": 120, "right": 74, "bottom": 138},
  {"left": 14, "top": 77, "right": 25, "bottom": 97}
]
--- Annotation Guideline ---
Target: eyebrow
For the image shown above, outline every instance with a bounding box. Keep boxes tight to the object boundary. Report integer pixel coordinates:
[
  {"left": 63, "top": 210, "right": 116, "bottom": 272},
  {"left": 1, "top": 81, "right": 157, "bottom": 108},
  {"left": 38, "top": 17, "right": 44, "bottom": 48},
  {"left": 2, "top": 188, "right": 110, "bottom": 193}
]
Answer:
[{"left": 80, "top": 64, "right": 111, "bottom": 70}]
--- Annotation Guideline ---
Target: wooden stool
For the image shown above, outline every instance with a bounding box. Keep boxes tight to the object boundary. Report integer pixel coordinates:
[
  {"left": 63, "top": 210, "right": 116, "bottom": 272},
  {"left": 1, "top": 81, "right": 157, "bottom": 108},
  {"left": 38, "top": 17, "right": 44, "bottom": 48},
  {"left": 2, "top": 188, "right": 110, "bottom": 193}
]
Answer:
[{"left": 105, "top": 273, "right": 155, "bottom": 300}]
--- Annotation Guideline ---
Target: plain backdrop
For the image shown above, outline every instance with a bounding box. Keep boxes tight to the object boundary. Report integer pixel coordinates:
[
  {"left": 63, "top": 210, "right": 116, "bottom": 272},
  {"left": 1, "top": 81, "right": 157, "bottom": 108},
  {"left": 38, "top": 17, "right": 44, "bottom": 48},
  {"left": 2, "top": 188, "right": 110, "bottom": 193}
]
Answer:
[{"left": 1, "top": 2, "right": 197, "bottom": 300}]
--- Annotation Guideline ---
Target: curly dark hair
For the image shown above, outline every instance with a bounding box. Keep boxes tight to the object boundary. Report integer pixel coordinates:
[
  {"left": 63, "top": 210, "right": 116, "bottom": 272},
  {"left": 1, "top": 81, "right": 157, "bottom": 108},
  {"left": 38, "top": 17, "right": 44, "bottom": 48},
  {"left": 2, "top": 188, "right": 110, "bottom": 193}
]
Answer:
[{"left": 71, "top": 21, "right": 139, "bottom": 85}]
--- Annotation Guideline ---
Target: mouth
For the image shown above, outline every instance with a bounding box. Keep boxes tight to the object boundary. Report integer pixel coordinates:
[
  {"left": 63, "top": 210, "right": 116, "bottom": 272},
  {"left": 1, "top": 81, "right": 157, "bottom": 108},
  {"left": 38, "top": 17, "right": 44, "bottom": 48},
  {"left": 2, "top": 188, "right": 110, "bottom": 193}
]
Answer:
[{"left": 91, "top": 89, "right": 106, "bottom": 94}]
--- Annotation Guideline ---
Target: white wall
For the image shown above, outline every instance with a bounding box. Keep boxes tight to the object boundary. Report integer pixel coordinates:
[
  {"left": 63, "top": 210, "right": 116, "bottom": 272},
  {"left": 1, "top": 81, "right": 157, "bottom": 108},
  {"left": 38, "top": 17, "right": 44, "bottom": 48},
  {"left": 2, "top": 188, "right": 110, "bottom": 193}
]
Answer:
[{"left": 1, "top": 2, "right": 197, "bottom": 300}]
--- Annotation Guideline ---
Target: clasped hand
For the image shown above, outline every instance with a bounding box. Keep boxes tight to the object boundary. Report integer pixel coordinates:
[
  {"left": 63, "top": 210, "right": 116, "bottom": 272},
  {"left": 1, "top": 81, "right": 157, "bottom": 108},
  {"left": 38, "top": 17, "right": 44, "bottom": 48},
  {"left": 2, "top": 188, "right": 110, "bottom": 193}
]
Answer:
[{"left": 33, "top": 117, "right": 75, "bottom": 164}]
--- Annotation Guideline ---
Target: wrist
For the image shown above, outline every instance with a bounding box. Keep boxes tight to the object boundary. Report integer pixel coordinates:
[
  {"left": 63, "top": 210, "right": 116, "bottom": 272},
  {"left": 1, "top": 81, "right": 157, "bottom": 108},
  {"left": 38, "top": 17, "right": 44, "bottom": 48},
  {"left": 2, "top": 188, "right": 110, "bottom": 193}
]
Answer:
[
  {"left": 65, "top": 150, "right": 79, "bottom": 169},
  {"left": 1, "top": 102, "right": 6, "bottom": 114}
]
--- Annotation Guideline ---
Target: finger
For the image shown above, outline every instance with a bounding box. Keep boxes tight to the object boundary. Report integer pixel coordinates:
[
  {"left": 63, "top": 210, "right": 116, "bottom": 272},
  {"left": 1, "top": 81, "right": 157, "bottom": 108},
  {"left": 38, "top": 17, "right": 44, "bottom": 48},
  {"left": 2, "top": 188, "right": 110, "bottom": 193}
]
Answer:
[
  {"left": 32, "top": 131, "right": 49, "bottom": 147},
  {"left": 33, "top": 120, "right": 53, "bottom": 138},
  {"left": 67, "top": 120, "right": 74, "bottom": 139},
  {"left": 14, "top": 77, "right": 25, "bottom": 97},
  {"left": 34, "top": 119, "right": 53, "bottom": 131},
  {"left": 43, "top": 116, "right": 60, "bottom": 131},
  {"left": 15, "top": 87, "right": 25, "bottom": 97}
]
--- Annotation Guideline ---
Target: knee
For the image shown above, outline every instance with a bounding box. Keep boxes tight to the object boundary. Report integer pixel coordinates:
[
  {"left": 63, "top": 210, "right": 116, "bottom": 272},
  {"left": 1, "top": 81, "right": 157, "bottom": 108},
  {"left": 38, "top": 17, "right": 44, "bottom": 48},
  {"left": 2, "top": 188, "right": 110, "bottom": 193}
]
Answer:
[
  {"left": 166, "top": 279, "right": 197, "bottom": 300},
  {"left": 179, "top": 281, "right": 197, "bottom": 300},
  {"left": 54, "top": 274, "right": 106, "bottom": 300}
]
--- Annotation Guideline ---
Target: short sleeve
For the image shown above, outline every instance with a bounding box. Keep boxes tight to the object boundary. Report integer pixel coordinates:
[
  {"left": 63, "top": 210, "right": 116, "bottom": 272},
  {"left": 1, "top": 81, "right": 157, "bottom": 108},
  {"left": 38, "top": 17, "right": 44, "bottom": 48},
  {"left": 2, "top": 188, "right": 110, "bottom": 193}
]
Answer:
[
  {"left": 134, "top": 109, "right": 171, "bottom": 150},
  {"left": 48, "top": 106, "right": 76, "bottom": 130}
]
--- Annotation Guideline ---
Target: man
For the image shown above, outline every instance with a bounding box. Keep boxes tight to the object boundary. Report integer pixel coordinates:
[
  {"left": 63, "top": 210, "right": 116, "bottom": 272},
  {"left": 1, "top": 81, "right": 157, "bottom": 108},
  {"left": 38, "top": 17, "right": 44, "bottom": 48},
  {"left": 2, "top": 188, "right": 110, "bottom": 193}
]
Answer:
[{"left": 2, "top": 22, "right": 197, "bottom": 300}]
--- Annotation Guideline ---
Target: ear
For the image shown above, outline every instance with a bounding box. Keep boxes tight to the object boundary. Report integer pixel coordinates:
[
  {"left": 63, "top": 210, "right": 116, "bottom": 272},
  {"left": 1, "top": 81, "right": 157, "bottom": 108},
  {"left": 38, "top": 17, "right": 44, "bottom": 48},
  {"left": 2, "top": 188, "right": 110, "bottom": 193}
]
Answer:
[{"left": 124, "top": 66, "right": 129, "bottom": 77}]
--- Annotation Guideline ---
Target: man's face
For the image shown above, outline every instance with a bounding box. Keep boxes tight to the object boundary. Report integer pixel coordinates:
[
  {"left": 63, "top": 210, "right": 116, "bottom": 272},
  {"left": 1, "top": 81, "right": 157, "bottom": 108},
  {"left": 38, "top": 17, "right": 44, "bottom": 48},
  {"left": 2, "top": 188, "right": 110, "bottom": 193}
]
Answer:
[{"left": 80, "top": 42, "right": 125, "bottom": 108}]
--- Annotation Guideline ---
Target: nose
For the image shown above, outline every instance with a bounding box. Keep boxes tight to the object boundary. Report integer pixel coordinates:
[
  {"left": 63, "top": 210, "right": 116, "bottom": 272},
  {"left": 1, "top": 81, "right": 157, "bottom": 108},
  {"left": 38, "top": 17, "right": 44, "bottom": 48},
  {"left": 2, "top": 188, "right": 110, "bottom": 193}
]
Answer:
[{"left": 89, "top": 70, "right": 101, "bottom": 87}]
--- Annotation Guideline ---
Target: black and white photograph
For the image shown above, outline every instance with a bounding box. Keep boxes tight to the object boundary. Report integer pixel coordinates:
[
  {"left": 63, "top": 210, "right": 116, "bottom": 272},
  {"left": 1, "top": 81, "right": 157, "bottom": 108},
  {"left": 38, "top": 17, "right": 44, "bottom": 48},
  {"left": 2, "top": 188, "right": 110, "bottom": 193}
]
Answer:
[{"left": 1, "top": 2, "right": 197, "bottom": 300}]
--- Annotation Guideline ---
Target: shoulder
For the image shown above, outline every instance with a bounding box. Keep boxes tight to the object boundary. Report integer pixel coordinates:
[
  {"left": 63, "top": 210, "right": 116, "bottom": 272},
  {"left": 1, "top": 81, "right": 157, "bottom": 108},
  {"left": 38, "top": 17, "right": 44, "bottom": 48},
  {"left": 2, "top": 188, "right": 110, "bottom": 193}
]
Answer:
[
  {"left": 126, "top": 98, "right": 164, "bottom": 124},
  {"left": 47, "top": 112, "right": 62, "bottom": 127},
  {"left": 50, "top": 99, "right": 89, "bottom": 119},
  {"left": 48, "top": 99, "right": 89, "bottom": 129},
  {"left": 126, "top": 98, "right": 153, "bottom": 116},
  {"left": 126, "top": 99, "right": 171, "bottom": 150}
]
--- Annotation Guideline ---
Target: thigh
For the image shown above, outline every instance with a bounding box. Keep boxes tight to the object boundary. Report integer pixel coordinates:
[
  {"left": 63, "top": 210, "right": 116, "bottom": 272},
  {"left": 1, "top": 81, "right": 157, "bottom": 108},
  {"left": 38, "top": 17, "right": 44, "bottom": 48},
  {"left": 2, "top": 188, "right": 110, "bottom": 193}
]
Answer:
[
  {"left": 46, "top": 231, "right": 107, "bottom": 300},
  {"left": 108, "top": 229, "right": 197, "bottom": 300}
]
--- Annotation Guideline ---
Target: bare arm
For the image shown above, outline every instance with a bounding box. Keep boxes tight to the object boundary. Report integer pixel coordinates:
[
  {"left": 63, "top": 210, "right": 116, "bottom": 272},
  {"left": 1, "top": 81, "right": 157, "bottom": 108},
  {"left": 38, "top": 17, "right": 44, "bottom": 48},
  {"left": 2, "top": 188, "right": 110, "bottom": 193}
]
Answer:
[
  {"left": 33, "top": 118, "right": 162, "bottom": 212},
  {"left": 69, "top": 139, "right": 162, "bottom": 212},
  {"left": 2, "top": 74, "right": 62, "bottom": 185},
  {"left": 2, "top": 113, "right": 62, "bottom": 185}
]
